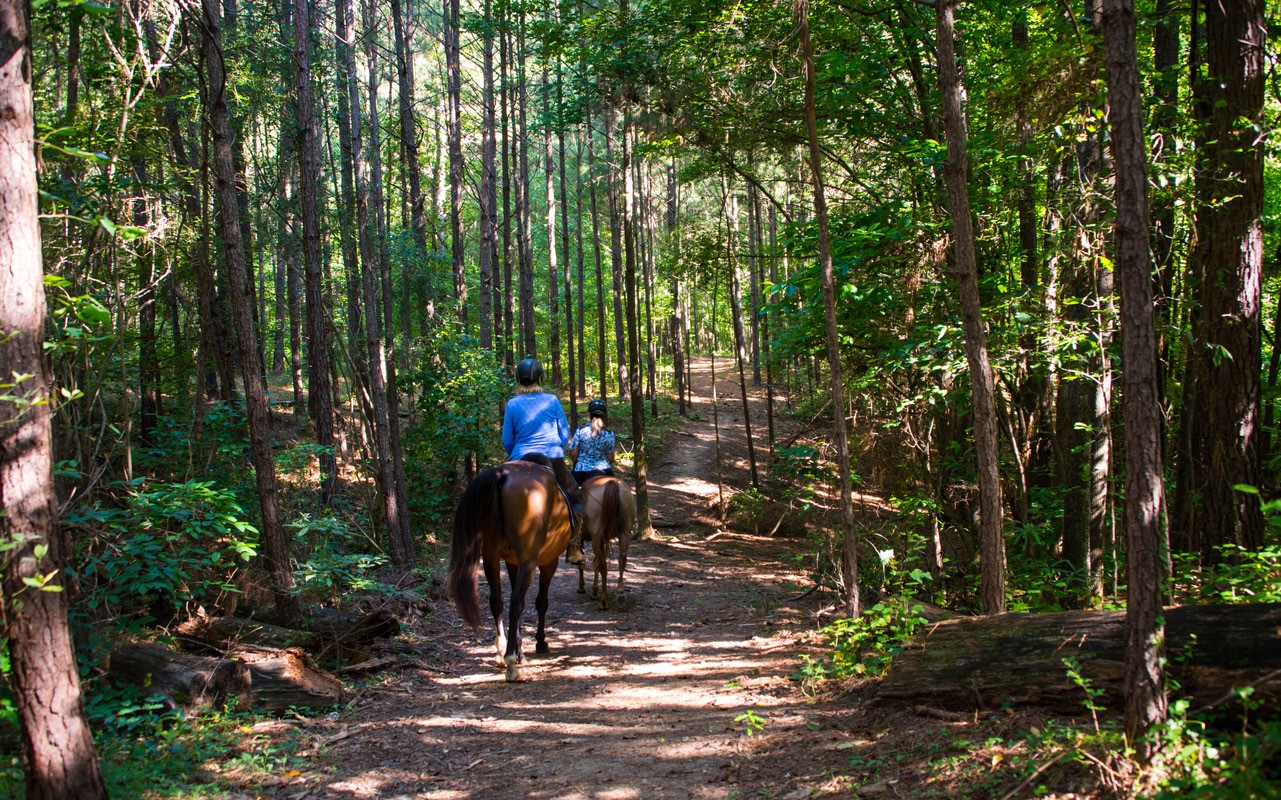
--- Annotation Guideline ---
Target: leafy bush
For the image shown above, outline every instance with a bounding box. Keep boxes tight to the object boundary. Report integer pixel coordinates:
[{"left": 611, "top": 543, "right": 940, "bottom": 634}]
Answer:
[
  {"left": 290, "top": 511, "right": 388, "bottom": 604},
  {"left": 797, "top": 597, "right": 927, "bottom": 689},
  {"left": 403, "top": 330, "right": 509, "bottom": 521},
  {"left": 75, "top": 480, "right": 258, "bottom": 622}
]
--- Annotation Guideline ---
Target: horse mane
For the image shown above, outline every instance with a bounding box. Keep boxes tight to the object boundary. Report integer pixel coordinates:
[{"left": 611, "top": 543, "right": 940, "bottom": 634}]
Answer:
[{"left": 448, "top": 467, "right": 506, "bottom": 628}]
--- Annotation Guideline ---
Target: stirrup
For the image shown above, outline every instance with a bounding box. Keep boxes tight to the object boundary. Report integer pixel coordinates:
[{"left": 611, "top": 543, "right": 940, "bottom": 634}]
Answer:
[{"left": 566, "top": 544, "right": 585, "bottom": 565}]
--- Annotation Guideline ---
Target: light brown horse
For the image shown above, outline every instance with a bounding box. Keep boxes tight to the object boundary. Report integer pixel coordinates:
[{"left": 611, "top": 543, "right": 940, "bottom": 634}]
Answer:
[
  {"left": 575, "top": 475, "right": 636, "bottom": 610},
  {"left": 448, "top": 460, "right": 571, "bottom": 681}
]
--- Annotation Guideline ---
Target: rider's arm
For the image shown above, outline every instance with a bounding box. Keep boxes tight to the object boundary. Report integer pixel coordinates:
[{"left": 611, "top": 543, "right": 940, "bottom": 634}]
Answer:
[{"left": 502, "top": 402, "right": 517, "bottom": 456}]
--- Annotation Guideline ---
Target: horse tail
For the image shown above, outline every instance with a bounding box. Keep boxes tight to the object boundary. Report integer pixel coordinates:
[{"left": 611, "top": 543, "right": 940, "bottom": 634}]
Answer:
[
  {"left": 448, "top": 467, "right": 505, "bottom": 629},
  {"left": 600, "top": 479, "right": 622, "bottom": 543}
]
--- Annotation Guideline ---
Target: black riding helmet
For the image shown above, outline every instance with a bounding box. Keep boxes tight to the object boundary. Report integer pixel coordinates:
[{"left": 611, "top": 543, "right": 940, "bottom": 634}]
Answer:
[
  {"left": 516, "top": 356, "right": 544, "bottom": 386},
  {"left": 588, "top": 398, "right": 607, "bottom": 419}
]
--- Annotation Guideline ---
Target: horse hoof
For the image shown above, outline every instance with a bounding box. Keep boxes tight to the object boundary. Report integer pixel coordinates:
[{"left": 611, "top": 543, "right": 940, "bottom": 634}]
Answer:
[
  {"left": 535, "top": 641, "right": 550, "bottom": 655},
  {"left": 505, "top": 654, "right": 521, "bottom": 682}
]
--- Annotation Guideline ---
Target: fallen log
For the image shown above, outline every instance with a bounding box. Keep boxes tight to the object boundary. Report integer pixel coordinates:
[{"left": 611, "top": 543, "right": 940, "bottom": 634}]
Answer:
[
  {"left": 304, "top": 608, "right": 401, "bottom": 647},
  {"left": 877, "top": 603, "right": 1281, "bottom": 713},
  {"left": 229, "top": 644, "right": 344, "bottom": 711},
  {"left": 108, "top": 643, "right": 251, "bottom": 711},
  {"left": 110, "top": 642, "right": 343, "bottom": 712},
  {"left": 175, "top": 614, "right": 321, "bottom": 653}
]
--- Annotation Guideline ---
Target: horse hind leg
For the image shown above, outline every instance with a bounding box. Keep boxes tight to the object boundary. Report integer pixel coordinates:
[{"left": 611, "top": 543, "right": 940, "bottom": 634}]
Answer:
[
  {"left": 504, "top": 562, "right": 534, "bottom": 681},
  {"left": 484, "top": 558, "right": 507, "bottom": 666},
  {"left": 534, "top": 563, "right": 556, "bottom": 654}
]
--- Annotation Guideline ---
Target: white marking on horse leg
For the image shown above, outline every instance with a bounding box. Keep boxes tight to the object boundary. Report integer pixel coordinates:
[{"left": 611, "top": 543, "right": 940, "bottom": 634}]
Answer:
[{"left": 505, "top": 654, "right": 521, "bottom": 682}]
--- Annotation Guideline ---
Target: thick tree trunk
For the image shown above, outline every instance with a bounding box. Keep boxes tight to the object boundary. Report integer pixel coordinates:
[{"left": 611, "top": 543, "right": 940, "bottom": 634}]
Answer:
[
  {"left": 291, "top": 0, "right": 337, "bottom": 502},
  {"left": 1104, "top": 0, "right": 1168, "bottom": 752},
  {"left": 935, "top": 0, "right": 1005, "bottom": 614},
  {"left": 1180, "top": 0, "right": 1266, "bottom": 560},
  {"left": 203, "top": 0, "right": 300, "bottom": 626},
  {"left": 799, "top": 1, "right": 859, "bottom": 618},
  {"left": 0, "top": 5, "right": 109, "bottom": 792}
]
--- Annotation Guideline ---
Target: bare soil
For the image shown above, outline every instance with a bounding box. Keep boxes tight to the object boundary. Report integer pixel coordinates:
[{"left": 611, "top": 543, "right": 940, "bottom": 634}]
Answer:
[{"left": 241, "top": 359, "right": 1011, "bottom": 800}]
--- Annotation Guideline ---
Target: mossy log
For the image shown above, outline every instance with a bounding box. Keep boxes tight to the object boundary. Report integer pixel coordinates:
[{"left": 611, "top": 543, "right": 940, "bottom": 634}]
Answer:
[
  {"left": 108, "top": 643, "right": 251, "bottom": 710},
  {"left": 877, "top": 603, "right": 1281, "bottom": 713}
]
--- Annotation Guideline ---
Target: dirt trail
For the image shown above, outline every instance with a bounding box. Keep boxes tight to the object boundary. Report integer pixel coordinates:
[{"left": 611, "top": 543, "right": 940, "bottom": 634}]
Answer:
[{"left": 264, "top": 358, "right": 871, "bottom": 800}]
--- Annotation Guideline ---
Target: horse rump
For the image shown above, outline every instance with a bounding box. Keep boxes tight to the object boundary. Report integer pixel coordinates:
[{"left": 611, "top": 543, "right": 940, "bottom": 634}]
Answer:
[{"left": 448, "top": 466, "right": 505, "bottom": 628}]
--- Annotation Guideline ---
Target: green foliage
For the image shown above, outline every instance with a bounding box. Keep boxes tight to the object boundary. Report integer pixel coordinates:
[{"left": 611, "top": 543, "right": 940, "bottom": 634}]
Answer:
[
  {"left": 1152, "top": 696, "right": 1281, "bottom": 799},
  {"left": 75, "top": 480, "right": 258, "bottom": 622},
  {"left": 404, "top": 330, "right": 510, "bottom": 521},
  {"left": 0, "top": 685, "right": 304, "bottom": 798},
  {"left": 733, "top": 708, "right": 766, "bottom": 737},
  {"left": 797, "top": 597, "right": 927, "bottom": 688},
  {"left": 290, "top": 511, "right": 388, "bottom": 604}
]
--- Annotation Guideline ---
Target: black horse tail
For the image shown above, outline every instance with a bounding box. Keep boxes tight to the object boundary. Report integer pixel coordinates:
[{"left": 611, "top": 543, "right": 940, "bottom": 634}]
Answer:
[
  {"left": 448, "top": 467, "right": 505, "bottom": 629},
  {"left": 599, "top": 479, "right": 622, "bottom": 544}
]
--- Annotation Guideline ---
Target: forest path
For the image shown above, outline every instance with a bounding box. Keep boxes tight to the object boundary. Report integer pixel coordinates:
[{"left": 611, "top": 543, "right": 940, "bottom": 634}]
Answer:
[{"left": 264, "top": 358, "right": 870, "bottom": 800}]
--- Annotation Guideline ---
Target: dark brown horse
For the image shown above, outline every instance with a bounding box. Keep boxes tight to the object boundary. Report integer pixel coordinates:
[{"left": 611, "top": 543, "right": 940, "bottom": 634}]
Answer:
[
  {"left": 447, "top": 460, "right": 571, "bottom": 681},
  {"left": 575, "top": 475, "right": 636, "bottom": 610}
]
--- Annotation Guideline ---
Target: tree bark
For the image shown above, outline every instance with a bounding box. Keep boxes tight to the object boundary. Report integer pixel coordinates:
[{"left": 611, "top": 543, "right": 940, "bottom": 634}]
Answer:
[
  {"left": 291, "top": 0, "right": 337, "bottom": 502},
  {"left": 605, "top": 105, "right": 628, "bottom": 399},
  {"left": 1103, "top": 0, "right": 1168, "bottom": 752},
  {"left": 798, "top": 0, "right": 859, "bottom": 618},
  {"left": 389, "top": 0, "right": 432, "bottom": 321},
  {"left": 721, "top": 184, "right": 760, "bottom": 490},
  {"left": 587, "top": 106, "right": 609, "bottom": 398},
  {"left": 478, "top": 0, "right": 497, "bottom": 349},
  {"left": 935, "top": 0, "right": 1005, "bottom": 614},
  {"left": 202, "top": 0, "right": 300, "bottom": 626},
  {"left": 0, "top": 3, "right": 109, "bottom": 792},
  {"left": 446, "top": 0, "right": 466, "bottom": 323},
  {"left": 1180, "top": 0, "right": 1266, "bottom": 560}
]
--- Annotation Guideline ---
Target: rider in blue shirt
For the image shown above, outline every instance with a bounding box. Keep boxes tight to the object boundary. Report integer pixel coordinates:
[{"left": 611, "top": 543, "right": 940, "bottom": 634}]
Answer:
[{"left": 502, "top": 357, "right": 587, "bottom": 564}]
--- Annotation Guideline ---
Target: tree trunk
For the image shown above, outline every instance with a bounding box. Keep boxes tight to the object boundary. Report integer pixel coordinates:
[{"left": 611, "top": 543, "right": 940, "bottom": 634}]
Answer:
[
  {"left": 587, "top": 106, "right": 609, "bottom": 398},
  {"left": 389, "top": 0, "right": 432, "bottom": 322},
  {"left": 605, "top": 105, "right": 628, "bottom": 399},
  {"left": 544, "top": 66, "right": 561, "bottom": 387},
  {"left": 291, "top": 0, "right": 337, "bottom": 502},
  {"left": 1103, "top": 0, "right": 1169, "bottom": 752},
  {"left": 203, "top": 0, "right": 300, "bottom": 626},
  {"left": 935, "top": 0, "right": 1005, "bottom": 614},
  {"left": 0, "top": 5, "right": 109, "bottom": 792},
  {"left": 516, "top": 12, "right": 535, "bottom": 358},
  {"left": 446, "top": 0, "right": 466, "bottom": 323},
  {"left": 135, "top": 161, "right": 160, "bottom": 445},
  {"left": 721, "top": 184, "right": 760, "bottom": 490},
  {"left": 620, "top": 83, "right": 654, "bottom": 540},
  {"left": 799, "top": 0, "right": 859, "bottom": 618},
  {"left": 478, "top": 0, "right": 497, "bottom": 349},
  {"left": 1180, "top": 0, "right": 1266, "bottom": 560}
]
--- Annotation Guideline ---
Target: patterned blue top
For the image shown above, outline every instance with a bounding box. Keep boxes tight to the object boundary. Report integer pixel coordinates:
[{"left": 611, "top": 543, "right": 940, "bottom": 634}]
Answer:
[
  {"left": 569, "top": 425, "right": 615, "bottom": 472},
  {"left": 502, "top": 393, "right": 571, "bottom": 459}
]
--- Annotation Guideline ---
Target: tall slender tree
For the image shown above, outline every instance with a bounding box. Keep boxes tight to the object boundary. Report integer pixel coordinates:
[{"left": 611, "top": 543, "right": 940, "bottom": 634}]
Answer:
[
  {"left": 1103, "top": 0, "right": 1168, "bottom": 755},
  {"left": 935, "top": 0, "right": 1006, "bottom": 614}
]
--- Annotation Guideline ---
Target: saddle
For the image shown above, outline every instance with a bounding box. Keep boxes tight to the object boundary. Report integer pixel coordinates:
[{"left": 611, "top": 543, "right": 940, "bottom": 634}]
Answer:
[{"left": 518, "top": 454, "right": 579, "bottom": 527}]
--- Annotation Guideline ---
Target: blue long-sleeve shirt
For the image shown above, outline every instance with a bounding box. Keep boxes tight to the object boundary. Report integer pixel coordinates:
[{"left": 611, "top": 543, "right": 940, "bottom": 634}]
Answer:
[{"left": 502, "top": 392, "right": 571, "bottom": 459}]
